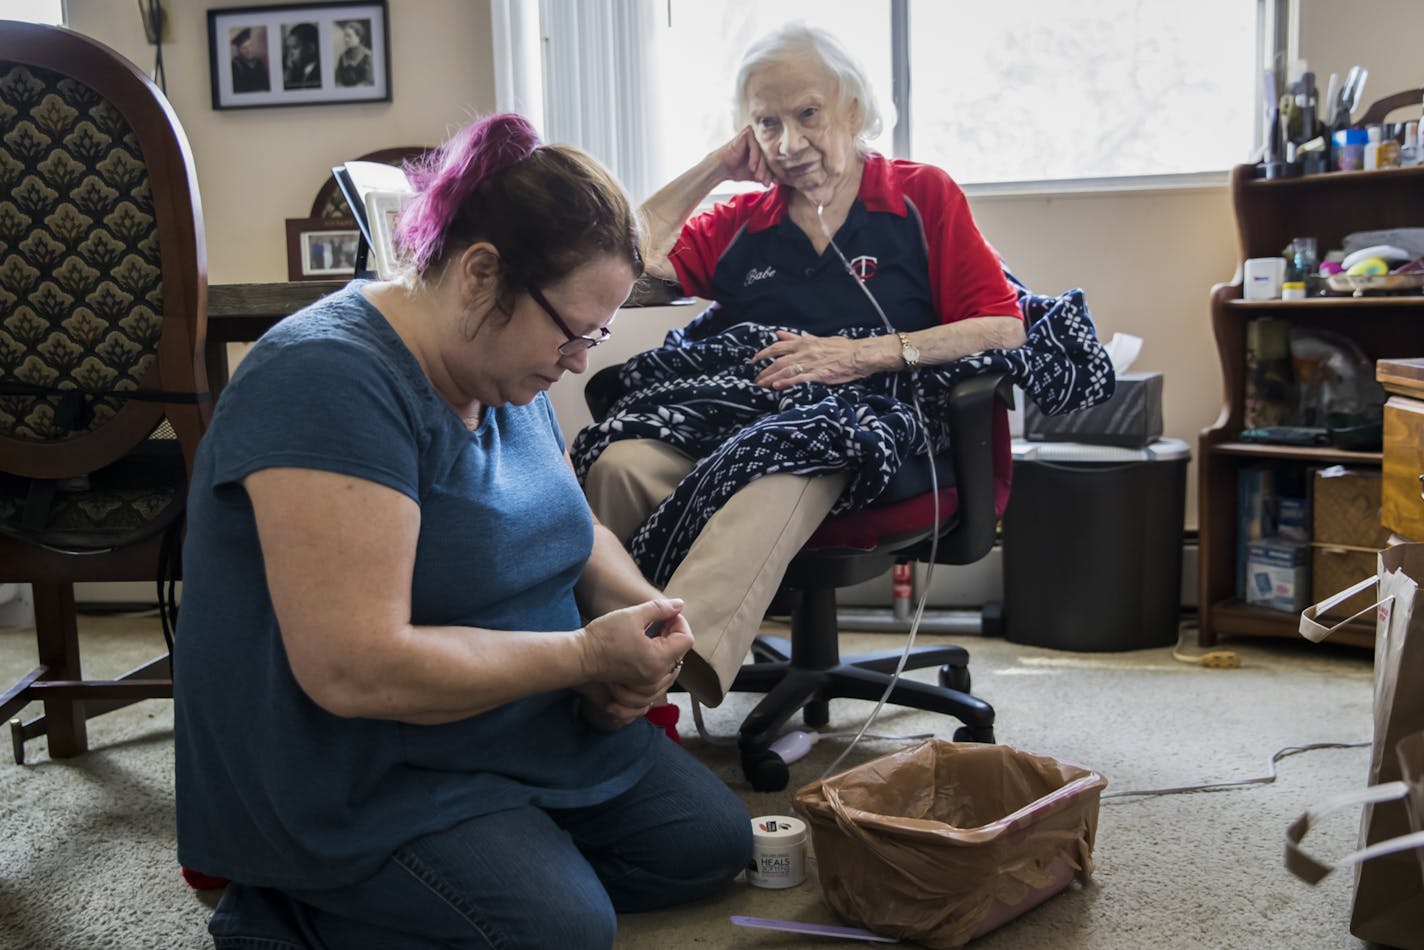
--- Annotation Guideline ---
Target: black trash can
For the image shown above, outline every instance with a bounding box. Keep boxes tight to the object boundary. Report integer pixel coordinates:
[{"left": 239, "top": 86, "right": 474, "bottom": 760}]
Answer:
[{"left": 1002, "top": 438, "right": 1191, "bottom": 651}]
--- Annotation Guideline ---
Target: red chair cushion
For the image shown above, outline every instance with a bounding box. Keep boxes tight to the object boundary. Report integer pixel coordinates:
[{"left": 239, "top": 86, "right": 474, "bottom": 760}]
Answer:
[
  {"left": 805, "top": 409, "right": 1013, "bottom": 551},
  {"left": 807, "top": 485, "right": 961, "bottom": 550}
]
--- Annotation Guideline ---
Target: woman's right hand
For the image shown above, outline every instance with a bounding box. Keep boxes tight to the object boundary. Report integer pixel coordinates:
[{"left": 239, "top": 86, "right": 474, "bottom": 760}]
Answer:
[
  {"left": 717, "top": 127, "right": 774, "bottom": 187},
  {"left": 576, "top": 599, "right": 690, "bottom": 730},
  {"left": 579, "top": 598, "right": 692, "bottom": 691}
]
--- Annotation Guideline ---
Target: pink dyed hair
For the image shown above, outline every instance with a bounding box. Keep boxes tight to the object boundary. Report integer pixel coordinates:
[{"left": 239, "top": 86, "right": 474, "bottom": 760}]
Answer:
[{"left": 395, "top": 113, "right": 540, "bottom": 275}]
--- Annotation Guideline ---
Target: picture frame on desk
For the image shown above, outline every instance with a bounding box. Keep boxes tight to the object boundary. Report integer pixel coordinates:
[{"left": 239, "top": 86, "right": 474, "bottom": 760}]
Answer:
[
  {"left": 285, "top": 217, "right": 360, "bottom": 281},
  {"left": 208, "top": 1, "right": 391, "bottom": 110}
]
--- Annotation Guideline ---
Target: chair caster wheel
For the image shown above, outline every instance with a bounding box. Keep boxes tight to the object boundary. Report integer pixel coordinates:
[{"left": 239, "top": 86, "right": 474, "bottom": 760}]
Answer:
[
  {"left": 939, "top": 664, "right": 971, "bottom": 694},
  {"left": 743, "top": 749, "right": 790, "bottom": 792},
  {"left": 953, "top": 724, "right": 995, "bottom": 744}
]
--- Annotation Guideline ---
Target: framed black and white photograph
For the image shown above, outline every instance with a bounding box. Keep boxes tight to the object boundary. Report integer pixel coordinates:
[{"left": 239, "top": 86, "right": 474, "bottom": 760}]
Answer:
[
  {"left": 286, "top": 217, "right": 362, "bottom": 280},
  {"left": 209, "top": 2, "right": 390, "bottom": 110}
]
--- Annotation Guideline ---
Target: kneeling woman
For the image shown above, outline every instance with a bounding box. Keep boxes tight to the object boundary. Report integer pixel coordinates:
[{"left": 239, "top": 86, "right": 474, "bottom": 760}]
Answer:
[{"left": 174, "top": 113, "right": 751, "bottom": 948}]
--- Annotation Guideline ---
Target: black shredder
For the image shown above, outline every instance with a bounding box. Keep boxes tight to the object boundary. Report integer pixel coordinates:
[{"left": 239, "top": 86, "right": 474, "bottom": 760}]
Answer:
[{"left": 1002, "top": 438, "right": 1191, "bottom": 651}]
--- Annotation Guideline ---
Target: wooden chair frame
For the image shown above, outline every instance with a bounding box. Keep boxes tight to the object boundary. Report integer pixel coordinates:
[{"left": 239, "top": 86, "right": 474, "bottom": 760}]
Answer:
[{"left": 0, "top": 23, "right": 209, "bottom": 762}]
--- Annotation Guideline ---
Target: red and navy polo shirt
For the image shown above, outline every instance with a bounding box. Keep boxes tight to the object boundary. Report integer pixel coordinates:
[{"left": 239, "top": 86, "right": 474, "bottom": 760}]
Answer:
[{"left": 668, "top": 153, "right": 1022, "bottom": 339}]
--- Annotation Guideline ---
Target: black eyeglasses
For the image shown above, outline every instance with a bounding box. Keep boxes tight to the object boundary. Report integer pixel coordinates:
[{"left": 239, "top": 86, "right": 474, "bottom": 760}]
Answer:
[{"left": 528, "top": 285, "right": 611, "bottom": 357}]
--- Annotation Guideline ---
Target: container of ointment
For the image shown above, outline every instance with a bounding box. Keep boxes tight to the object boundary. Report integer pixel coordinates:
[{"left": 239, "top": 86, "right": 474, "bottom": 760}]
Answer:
[{"left": 747, "top": 815, "right": 807, "bottom": 889}]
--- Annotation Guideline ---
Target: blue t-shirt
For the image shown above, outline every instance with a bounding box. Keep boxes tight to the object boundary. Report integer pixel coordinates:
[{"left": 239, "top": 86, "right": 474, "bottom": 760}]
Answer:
[{"left": 174, "top": 283, "right": 657, "bottom": 889}]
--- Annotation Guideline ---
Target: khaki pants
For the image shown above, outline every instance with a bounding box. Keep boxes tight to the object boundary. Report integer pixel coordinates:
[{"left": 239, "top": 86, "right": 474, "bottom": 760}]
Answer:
[{"left": 585, "top": 439, "right": 846, "bottom": 706}]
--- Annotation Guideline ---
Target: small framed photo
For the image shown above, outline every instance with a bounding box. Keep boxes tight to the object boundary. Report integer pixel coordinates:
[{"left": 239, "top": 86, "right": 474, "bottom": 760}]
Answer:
[
  {"left": 209, "top": 2, "right": 390, "bottom": 110},
  {"left": 286, "top": 217, "right": 362, "bottom": 280}
]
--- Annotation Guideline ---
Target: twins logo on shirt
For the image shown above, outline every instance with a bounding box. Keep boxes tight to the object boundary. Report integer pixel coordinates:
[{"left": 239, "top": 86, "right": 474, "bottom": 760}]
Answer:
[{"left": 849, "top": 255, "right": 878, "bottom": 280}]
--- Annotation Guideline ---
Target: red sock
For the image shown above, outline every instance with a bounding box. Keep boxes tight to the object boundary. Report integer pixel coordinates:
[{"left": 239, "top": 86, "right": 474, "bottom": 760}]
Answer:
[
  {"left": 645, "top": 703, "right": 681, "bottom": 744},
  {"left": 181, "top": 866, "right": 230, "bottom": 890}
]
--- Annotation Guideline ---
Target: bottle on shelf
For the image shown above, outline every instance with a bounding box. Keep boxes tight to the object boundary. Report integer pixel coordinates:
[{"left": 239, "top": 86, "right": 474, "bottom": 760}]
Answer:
[{"left": 1401, "top": 121, "right": 1422, "bottom": 168}]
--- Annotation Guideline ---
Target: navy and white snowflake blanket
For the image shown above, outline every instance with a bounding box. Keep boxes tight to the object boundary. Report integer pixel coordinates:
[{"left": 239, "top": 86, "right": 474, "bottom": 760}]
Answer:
[{"left": 571, "top": 285, "right": 1115, "bottom": 585}]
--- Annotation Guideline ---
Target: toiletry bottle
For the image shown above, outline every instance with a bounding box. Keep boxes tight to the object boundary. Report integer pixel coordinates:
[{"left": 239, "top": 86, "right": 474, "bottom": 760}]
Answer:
[
  {"left": 1334, "top": 128, "right": 1367, "bottom": 171},
  {"left": 1378, "top": 125, "right": 1401, "bottom": 168},
  {"left": 1363, "top": 125, "right": 1383, "bottom": 170},
  {"left": 1402, "top": 121, "right": 1422, "bottom": 167}
]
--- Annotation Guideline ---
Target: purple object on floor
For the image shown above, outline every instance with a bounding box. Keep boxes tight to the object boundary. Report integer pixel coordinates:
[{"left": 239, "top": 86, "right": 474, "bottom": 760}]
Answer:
[{"left": 730, "top": 915, "right": 899, "bottom": 943}]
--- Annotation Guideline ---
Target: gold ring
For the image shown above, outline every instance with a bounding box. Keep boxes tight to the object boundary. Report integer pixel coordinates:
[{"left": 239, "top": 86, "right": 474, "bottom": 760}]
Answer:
[
  {"left": 670, "top": 659, "right": 684, "bottom": 674},
  {"left": 794, "top": 363, "right": 805, "bottom": 375}
]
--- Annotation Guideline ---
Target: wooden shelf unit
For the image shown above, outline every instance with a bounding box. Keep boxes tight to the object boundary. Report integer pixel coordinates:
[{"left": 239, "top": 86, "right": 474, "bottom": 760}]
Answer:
[{"left": 1197, "top": 164, "right": 1424, "bottom": 646}]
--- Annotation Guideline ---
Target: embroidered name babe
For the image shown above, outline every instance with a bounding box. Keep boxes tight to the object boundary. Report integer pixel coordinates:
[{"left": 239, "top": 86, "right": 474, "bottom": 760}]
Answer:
[{"left": 743, "top": 265, "right": 776, "bottom": 287}]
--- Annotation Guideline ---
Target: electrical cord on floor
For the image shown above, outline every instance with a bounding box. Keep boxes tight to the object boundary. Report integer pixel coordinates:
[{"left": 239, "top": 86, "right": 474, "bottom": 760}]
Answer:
[
  {"left": 1171, "top": 645, "right": 1242, "bottom": 668},
  {"left": 1102, "top": 741, "right": 1369, "bottom": 801},
  {"left": 1171, "top": 620, "right": 1241, "bottom": 668}
]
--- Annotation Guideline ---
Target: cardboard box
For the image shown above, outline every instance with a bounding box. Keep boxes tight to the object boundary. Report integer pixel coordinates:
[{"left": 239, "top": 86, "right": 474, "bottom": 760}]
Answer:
[
  {"left": 1311, "top": 545, "right": 1378, "bottom": 620},
  {"left": 1246, "top": 538, "right": 1311, "bottom": 612},
  {"left": 1024, "top": 371, "right": 1162, "bottom": 448},
  {"left": 1312, "top": 467, "right": 1391, "bottom": 549}
]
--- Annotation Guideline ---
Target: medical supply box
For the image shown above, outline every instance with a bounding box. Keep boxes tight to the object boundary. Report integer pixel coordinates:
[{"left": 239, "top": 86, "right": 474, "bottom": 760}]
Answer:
[{"left": 1246, "top": 538, "right": 1311, "bottom": 612}]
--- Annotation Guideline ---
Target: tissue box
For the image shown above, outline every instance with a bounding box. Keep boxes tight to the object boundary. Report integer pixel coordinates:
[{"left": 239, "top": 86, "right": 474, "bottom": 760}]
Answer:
[
  {"left": 1246, "top": 538, "right": 1310, "bottom": 612},
  {"left": 1024, "top": 372, "right": 1162, "bottom": 447}
]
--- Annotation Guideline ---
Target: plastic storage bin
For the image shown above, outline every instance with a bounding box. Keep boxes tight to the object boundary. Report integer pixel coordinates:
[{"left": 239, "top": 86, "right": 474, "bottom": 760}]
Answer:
[{"left": 1003, "top": 438, "right": 1190, "bottom": 651}]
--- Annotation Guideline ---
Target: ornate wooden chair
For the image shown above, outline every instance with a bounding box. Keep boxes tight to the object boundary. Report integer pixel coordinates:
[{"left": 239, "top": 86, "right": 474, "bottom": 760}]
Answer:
[{"left": 0, "top": 22, "right": 208, "bottom": 763}]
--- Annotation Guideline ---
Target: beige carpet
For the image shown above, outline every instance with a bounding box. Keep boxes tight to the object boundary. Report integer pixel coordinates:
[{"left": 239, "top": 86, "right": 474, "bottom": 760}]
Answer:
[{"left": 0, "top": 611, "right": 1376, "bottom": 950}]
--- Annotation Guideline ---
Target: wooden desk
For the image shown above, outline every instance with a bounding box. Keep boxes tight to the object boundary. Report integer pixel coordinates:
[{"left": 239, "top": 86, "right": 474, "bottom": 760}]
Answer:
[
  {"left": 205, "top": 280, "right": 346, "bottom": 389},
  {"left": 204, "top": 277, "right": 694, "bottom": 393}
]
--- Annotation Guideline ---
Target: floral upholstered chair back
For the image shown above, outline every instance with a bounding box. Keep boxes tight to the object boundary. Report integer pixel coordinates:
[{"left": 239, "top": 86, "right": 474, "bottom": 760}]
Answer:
[
  {"left": 0, "top": 24, "right": 207, "bottom": 550},
  {"left": 0, "top": 59, "right": 164, "bottom": 443}
]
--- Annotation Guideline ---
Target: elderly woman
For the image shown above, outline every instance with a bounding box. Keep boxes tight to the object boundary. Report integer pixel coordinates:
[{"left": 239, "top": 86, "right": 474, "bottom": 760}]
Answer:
[
  {"left": 174, "top": 113, "right": 751, "bottom": 949},
  {"left": 583, "top": 23, "right": 1025, "bottom": 708}
]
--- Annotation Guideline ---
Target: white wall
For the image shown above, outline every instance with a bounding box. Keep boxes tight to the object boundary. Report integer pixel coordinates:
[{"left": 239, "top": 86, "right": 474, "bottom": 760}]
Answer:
[{"left": 65, "top": 0, "right": 496, "bottom": 284}]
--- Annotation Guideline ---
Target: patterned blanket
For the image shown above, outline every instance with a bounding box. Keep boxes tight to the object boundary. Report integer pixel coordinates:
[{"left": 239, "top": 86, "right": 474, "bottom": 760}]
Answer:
[{"left": 571, "top": 283, "right": 1115, "bottom": 585}]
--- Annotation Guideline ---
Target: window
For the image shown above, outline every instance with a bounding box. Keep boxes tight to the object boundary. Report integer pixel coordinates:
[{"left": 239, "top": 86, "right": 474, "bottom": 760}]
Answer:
[
  {"left": 906, "top": 1, "right": 1258, "bottom": 185},
  {"left": 506, "top": 1, "right": 1269, "bottom": 196},
  {"left": 8, "top": 0, "right": 64, "bottom": 24}
]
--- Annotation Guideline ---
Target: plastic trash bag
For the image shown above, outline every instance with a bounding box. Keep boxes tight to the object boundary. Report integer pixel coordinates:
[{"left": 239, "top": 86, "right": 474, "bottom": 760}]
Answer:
[{"left": 793, "top": 739, "right": 1107, "bottom": 949}]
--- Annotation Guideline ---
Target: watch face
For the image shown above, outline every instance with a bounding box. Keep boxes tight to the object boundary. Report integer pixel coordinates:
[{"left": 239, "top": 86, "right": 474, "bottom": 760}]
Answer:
[{"left": 904, "top": 343, "right": 921, "bottom": 365}]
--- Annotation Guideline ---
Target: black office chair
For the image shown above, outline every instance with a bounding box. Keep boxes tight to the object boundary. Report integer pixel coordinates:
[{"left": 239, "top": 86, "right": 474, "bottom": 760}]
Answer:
[{"left": 585, "top": 365, "right": 1010, "bottom": 791}]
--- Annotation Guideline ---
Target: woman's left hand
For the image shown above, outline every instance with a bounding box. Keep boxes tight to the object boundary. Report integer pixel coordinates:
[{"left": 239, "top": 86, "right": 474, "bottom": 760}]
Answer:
[{"left": 752, "top": 330, "right": 884, "bottom": 389}]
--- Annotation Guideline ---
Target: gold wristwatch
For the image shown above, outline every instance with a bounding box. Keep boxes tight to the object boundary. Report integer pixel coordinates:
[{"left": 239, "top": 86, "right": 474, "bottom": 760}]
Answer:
[{"left": 896, "top": 332, "right": 921, "bottom": 368}]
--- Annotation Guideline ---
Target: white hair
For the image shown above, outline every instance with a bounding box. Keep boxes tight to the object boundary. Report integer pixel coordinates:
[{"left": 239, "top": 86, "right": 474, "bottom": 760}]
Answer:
[{"left": 731, "top": 22, "right": 884, "bottom": 150}]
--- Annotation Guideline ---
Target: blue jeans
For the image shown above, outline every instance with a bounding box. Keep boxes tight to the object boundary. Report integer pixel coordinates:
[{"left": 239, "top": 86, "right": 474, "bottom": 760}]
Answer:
[{"left": 208, "top": 737, "right": 753, "bottom": 949}]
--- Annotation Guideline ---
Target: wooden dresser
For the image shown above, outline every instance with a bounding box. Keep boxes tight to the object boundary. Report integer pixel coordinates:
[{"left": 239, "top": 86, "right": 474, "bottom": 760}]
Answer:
[{"left": 1379, "top": 358, "right": 1424, "bottom": 542}]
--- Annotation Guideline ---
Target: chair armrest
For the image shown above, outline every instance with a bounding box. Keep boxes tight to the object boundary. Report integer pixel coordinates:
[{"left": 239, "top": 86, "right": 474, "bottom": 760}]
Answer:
[
  {"left": 928, "top": 372, "right": 1014, "bottom": 564},
  {"left": 584, "top": 364, "right": 628, "bottom": 422}
]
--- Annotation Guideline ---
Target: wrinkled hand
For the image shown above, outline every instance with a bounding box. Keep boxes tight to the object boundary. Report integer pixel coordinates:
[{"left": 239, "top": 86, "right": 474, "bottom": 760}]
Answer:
[
  {"left": 753, "top": 330, "right": 875, "bottom": 389},
  {"left": 577, "top": 601, "right": 691, "bottom": 730},
  {"left": 717, "top": 127, "right": 773, "bottom": 188}
]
